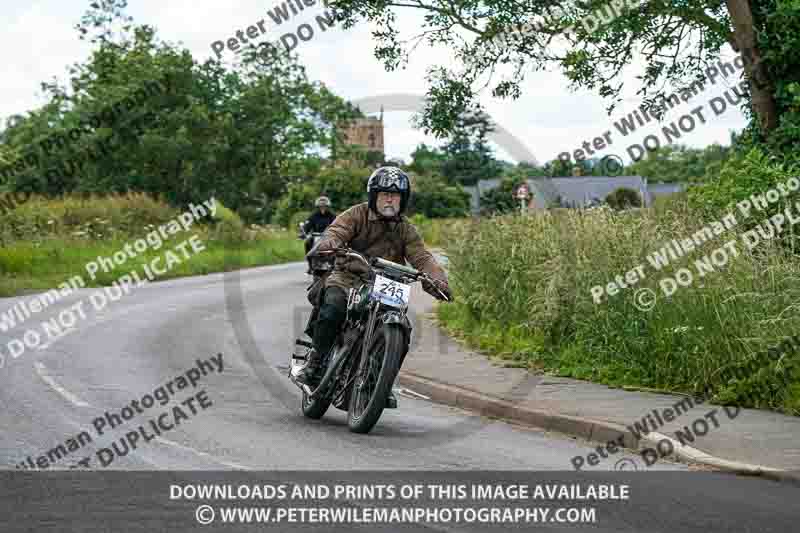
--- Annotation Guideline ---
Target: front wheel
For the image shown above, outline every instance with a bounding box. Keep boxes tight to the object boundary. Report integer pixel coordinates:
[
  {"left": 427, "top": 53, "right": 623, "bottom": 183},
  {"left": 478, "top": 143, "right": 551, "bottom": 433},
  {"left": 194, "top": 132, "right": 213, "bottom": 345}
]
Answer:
[{"left": 347, "top": 323, "right": 403, "bottom": 434}]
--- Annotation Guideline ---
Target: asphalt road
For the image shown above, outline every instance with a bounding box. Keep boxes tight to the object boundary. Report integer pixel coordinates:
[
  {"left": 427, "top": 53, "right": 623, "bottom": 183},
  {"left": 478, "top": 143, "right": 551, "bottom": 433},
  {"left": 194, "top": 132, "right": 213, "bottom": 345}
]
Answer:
[{"left": 0, "top": 261, "right": 796, "bottom": 531}]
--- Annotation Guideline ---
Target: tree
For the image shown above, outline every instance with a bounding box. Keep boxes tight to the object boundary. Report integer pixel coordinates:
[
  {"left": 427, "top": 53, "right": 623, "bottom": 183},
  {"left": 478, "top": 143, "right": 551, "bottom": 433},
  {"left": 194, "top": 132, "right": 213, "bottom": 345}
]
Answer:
[
  {"left": 439, "top": 110, "right": 502, "bottom": 186},
  {"left": 542, "top": 158, "right": 573, "bottom": 178},
  {"left": 332, "top": 0, "right": 787, "bottom": 144},
  {"left": 478, "top": 176, "right": 526, "bottom": 215},
  {"left": 0, "top": 0, "right": 358, "bottom": 216},
  {"left": 408, "top": 143, "right": 446, "bottom": 175},
  {"left": 272, "top": 165, "right": 373, "bottom": 227},
  {"left": 409, "top": 173, "right": 471, "bottom": 218},
  {"left": 627, "top": 143, "right": 733, "bottom": 182}
]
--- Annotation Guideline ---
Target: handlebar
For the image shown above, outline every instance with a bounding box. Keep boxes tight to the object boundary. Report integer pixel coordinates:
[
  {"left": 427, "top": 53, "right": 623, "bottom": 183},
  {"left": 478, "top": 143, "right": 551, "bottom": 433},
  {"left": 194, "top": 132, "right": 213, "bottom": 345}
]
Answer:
[{"left": 318, "top": 247, "right": 452, "bottom": 302}]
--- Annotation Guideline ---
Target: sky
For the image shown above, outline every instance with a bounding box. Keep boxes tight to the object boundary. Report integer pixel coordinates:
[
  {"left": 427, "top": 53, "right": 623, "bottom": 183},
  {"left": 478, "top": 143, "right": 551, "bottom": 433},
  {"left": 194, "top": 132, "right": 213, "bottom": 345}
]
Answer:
[{"left": 1, "top": 0, "right": 749, "bottom": 167}]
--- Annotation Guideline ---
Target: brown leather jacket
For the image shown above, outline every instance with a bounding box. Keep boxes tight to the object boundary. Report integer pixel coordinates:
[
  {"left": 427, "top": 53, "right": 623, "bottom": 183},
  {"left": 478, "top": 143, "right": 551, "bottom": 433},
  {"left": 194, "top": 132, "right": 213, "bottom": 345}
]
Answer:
[{"left": 311, "top": 202, "right": 447, "bottom": 293}]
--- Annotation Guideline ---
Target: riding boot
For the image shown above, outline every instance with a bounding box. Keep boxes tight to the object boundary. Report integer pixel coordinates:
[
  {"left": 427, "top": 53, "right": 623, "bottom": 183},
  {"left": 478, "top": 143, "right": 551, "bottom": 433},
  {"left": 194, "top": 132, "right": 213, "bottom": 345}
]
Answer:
[{"left": 296, "top": 348, "right": 323, "bottom": 387}]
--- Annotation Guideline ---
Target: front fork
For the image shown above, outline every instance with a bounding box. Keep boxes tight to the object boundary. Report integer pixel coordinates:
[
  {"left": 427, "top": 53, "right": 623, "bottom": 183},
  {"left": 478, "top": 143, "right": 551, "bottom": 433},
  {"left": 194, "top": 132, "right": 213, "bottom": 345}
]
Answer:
[
  {"left": 356, "top": 303, "right": 380, "bottom": 380},
  {"left": 355, "top": 304, "right": 412, "bottom": 386}
]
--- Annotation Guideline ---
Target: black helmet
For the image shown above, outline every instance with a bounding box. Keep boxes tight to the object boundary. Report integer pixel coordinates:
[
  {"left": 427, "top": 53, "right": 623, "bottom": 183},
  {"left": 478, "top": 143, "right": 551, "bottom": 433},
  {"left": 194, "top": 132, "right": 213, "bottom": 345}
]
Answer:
[{"left": 367, "top": 166, "right": 411, "bottom": 215}]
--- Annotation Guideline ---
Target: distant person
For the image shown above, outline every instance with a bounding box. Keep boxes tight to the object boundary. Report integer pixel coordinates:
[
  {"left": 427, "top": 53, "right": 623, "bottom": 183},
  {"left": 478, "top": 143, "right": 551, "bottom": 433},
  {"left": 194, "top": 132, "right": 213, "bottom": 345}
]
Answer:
[{"left": 302, "top": 196, "right": 337, "bottom": 272}]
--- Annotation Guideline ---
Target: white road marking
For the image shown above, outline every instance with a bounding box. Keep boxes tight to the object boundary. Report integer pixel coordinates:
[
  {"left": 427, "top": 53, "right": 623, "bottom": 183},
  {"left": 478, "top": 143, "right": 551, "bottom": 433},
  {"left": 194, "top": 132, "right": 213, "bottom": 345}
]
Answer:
[
  {"left": 154, "top": 437, "right": 252, "bottom": 470},
  {"left": 34, "top": 362, "right": 91, "bottom": 407},
  {"left": 33, "top": 364, "right": 251, "bottom": 470},
  {"left": 397, "top": 387, "right": 430, "bottom": 401}
]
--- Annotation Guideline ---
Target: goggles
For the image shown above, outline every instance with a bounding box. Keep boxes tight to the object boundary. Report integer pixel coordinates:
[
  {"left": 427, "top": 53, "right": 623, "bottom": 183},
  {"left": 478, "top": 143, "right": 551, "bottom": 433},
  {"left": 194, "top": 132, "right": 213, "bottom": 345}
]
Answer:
[{"left": 374, "top": 171, "right": 408, "bottom": 191}]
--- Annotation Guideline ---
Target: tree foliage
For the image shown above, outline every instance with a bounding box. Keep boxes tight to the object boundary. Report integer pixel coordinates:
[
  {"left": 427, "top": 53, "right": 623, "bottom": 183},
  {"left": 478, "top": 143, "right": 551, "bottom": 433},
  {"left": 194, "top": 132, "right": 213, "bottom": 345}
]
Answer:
[
  {"left": 408, "top": 143, "right": 447, "bottom": 176},
  {"left": 627, "top": 143, "right": 735, "bottom": 183},
  {"left": 439, "top": 111, "right": 503, "bottom": 186},
  {"left": 0, "top": 0, "right": 359, "bottom": 220},
  {"left": 478, "top": 176, "right": 526, "bottom": 215},
  {"left": 410, "top": 173, "right": 471, "bottom": 217},
  {"left": 272, "top": 166, "right": 369, "bottom": 227},
  {"left": 332, "top": 0, "right": 794, "bottom": 154}
]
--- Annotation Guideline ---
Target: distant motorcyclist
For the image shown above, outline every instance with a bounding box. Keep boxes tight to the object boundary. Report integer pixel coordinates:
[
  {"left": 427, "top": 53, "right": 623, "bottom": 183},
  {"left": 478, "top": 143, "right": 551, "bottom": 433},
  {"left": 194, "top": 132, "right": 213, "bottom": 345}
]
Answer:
[
  {"left": 302, "top": 196, "right": 337, "bottom": 273},
  {"left": 298, "top": 167, "right": 451, "bottom": 407}
]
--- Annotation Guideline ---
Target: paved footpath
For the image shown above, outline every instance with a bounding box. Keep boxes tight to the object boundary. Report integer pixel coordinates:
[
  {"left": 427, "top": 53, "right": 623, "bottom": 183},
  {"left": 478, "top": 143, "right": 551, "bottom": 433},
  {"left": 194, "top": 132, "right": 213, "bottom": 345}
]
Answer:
[{"left": 399, "top": 255, "right": 800, "bottom": 484}]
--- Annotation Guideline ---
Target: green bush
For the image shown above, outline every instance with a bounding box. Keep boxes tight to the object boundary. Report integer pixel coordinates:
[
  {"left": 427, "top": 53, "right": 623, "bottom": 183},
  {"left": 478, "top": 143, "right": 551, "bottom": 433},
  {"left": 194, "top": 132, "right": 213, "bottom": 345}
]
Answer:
[
  {"left": 687, "top": 147, "right": 798, "bottom": 216},
  {"left": 290, "top": 210, "right": 312, "bottom": 232},
  {"left": 479, "top": 177, "right": 525, "bottom": 215},
  {"left": 409, "top": 173, "right": 470, "bottom": 218},
  {"left": 0, "top": 192, "right": 179, "bottom": 246},
  {"left": 686, "top": 147, "right": 800, "bottom": 251},
  {"left": 211, "top": 201, "right": 246, "bottom": 242},
  {"left": 605, "top": 187, "right": 642, "bottom": 210},
  {"left": 407, "top": 213, "right": 471, "bottom": 247},
  {"left": 272, "top": 167, "right": 368, "bottom": 227}
]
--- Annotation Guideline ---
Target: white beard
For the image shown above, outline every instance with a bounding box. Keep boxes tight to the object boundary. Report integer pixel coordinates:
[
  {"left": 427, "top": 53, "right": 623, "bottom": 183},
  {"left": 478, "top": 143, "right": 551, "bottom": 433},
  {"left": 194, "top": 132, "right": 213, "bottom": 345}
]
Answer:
[{"left": 379, "top": 205, "right": 398, "bottom": 217}]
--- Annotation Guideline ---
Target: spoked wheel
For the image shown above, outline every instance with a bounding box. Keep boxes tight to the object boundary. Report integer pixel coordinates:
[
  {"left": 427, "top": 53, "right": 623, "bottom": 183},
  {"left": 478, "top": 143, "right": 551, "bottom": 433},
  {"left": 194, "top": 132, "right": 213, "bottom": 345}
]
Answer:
[{"left": 347, "top": 324, "right": 403, "bottom": 434}]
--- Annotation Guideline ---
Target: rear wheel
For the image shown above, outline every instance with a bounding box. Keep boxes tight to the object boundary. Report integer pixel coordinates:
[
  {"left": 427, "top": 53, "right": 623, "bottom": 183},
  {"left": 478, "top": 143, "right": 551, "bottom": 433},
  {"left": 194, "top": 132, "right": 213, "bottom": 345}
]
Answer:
[
  {"left": 347, "top": 324, "right": 403, "bottom": 434},
  {"left": 300, "top": 355, "right": 333, "bottom": 419},
  {"left": 301, "top": 380, "right": 333, "bottom": 419}
]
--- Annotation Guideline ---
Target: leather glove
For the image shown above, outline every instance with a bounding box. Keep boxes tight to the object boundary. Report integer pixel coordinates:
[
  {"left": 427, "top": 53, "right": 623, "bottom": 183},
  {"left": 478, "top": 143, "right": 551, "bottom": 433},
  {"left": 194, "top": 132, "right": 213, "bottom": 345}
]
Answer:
[{"left": 422, "top": 278, "right": 452, "bottom": 301}]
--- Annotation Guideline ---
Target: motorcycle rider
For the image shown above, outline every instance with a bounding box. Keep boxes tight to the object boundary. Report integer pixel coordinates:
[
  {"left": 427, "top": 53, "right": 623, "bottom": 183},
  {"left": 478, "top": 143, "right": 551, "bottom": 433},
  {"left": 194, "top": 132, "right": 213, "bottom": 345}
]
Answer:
[
  {"left": 302, "top": 196, "right": 337, "bottom": 273},
  {"left": 298, "top": 167, "right": 452, "bottom": 408}
]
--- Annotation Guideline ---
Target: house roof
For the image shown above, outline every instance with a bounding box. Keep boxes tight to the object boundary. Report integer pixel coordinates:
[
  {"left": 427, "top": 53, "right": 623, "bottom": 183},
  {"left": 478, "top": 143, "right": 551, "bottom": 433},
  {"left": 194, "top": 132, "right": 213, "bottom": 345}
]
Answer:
[{"left": 528, "top": 176, "right": 648, "bottom": 208}]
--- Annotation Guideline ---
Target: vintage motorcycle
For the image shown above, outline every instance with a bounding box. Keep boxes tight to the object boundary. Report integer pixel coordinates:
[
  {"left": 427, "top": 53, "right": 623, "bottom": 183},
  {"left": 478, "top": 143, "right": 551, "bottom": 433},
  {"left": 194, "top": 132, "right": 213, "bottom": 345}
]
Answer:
[
  {"left": 288, "top": 247, "right": 451, "bottom": 434},
  {"left": 298, "top": 223, "right": 328, "bottom": 275}
]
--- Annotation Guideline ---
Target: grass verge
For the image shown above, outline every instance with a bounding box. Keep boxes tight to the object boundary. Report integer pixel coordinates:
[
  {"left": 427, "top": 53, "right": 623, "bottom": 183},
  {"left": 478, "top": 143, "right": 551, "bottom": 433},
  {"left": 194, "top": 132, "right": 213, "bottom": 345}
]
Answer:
[
  {"left": 0, "top": 193, "right": 305, "bottom": 296},
  {"left": 436, "top": 202, "right": 800, "bottom": 416}
]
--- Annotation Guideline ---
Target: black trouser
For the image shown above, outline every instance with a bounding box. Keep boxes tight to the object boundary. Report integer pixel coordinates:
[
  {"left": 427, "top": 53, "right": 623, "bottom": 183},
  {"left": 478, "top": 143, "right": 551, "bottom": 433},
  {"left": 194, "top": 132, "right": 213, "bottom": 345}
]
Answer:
[
  {"left": 312, "top": 286, "right": 410, "bottom": 371},
  {"left": 313, "top": 286, "right": 349, "bottom": 359}
]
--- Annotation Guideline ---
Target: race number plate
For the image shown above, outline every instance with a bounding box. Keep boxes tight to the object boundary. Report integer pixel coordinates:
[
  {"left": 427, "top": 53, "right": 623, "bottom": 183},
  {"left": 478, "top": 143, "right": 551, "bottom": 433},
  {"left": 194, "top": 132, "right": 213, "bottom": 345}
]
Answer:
[{"left": 371, "top": 274, "right": 411, "bottom": 308}]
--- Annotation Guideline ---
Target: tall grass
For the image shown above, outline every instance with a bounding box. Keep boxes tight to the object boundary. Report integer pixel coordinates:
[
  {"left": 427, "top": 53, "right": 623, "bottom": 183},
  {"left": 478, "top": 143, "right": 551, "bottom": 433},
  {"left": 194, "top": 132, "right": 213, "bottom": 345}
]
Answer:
[
  {"left": 0, "top": 193, "right": 304, "bottom": 296},
  {"left": 438, "top": 201, "right": 800, "bottom": 415},
  {"left": 408, "top": 214, "right": 472, "bottom": 248}
]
